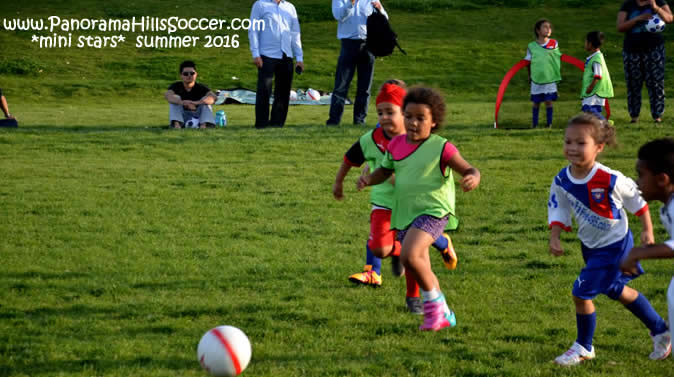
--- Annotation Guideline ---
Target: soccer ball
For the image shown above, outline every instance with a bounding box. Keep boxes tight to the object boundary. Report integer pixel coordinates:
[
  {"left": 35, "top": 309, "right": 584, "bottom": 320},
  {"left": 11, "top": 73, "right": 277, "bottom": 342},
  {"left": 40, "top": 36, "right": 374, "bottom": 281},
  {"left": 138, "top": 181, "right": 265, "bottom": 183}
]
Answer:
[
  {"left": 197, "top": 326, "right": 252, "bottom": 377},
  {"left": 185, "top": 117, "right": 200, "bottom": 128},
  {"left": 306, "top": 88, "right": 321, "bottom": 101},
  {"left": 646, "top": 14, "right": 666, "bottom": 33}
]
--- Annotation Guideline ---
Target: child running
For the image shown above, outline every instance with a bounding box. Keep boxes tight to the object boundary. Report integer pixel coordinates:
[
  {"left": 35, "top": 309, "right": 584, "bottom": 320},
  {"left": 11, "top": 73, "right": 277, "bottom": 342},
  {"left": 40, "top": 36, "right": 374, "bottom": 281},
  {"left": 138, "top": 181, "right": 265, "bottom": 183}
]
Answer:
[
  {"left": 621, "top": 138, "right": 674, "bottom": 359},
  {"left": 525, "top": 18, "right": 561, "bottom": 128},
  {"left": 333, "top": 81, "right": 458, "bottom": 314},
  {"left": 581, "top": 31, "right": 614, "bottom": 120},
  {"left": 548, "top": 113, "right": 669, "bottom": 365},
  {"left": 358, "top": 87, "right": 480, "bottom": 331}
]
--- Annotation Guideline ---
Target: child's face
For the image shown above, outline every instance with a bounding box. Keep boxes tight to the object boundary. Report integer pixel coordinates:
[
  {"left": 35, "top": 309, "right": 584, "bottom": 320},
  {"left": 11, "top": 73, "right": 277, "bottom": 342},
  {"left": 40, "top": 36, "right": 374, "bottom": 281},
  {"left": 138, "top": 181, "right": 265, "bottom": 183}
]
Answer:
[
  {"left": 404, "top": 103, "right": 436, "bottom": 143},
  {"left": 376, "top": 102, "right": 405, "bottom": 137},
  {"left": 636, "top": 160, "right": 661, "bottom": 202},
  {"left": 584, "top": 39, "right": 594, "bottom": 52},
  {"left": 563, "top": 124, "right": 604, "bottom": 170},
  {"left": 537, "top": 22, "right": 552, "bottom": 38}
]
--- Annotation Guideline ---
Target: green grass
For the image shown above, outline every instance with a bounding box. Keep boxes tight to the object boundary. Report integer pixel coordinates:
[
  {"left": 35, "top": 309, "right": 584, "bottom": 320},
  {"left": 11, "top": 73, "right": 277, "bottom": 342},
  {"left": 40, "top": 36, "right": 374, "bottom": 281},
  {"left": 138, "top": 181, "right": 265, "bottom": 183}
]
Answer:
[{"left": 2, "top": 1, "right": 674, "bottom": 376}]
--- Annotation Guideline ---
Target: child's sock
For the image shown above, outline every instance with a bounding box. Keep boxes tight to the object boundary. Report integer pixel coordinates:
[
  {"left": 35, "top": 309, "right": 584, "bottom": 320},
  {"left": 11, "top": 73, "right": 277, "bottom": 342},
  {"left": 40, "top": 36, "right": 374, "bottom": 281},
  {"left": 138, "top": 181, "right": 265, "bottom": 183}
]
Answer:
[
  {"left": 576, "top": 312, "right": 596, "bottom": 351},
  {"left": 405, "top": 273, "right": 420, "bottom": 298},
  {"left": 431, "top": 234, "right": 448, "bottom": 251},
  {"left": 625, "top": 293, "right": 668, "bottom": 335},
  {"left": 546, "top": 107, "right": 553, "bottom": 126},
  {"left": 421, "top": 288, "right": 441, "bottom": 302},
  {"left": 532, "top": 106, "right": 539, "bottom": 127},
  {"left": 365, "top": 243, "right": 382, "bottom": 275}
]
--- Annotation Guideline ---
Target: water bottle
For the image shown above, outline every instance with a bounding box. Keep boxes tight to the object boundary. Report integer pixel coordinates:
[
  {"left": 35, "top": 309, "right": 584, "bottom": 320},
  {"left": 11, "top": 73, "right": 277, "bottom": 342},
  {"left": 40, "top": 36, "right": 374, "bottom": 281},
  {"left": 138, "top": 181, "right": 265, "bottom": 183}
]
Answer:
[{"left": 215, "top": 110, "right": 227, "bottom": 127}]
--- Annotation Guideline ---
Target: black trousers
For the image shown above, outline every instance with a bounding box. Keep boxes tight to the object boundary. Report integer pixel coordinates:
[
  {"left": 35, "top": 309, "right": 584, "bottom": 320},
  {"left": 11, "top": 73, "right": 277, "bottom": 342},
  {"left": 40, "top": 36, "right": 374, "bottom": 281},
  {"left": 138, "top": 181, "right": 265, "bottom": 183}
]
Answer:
[{"left": 255, "top": 55, "right": 294, "bottom": 128}]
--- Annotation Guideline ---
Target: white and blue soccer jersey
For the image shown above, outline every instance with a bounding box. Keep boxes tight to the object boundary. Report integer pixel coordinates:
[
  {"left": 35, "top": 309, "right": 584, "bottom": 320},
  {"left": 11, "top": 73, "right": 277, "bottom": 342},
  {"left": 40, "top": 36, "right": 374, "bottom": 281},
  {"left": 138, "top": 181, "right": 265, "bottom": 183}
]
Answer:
[
  {"left": 548, "top": 162, "right": 648, "bottom": 249},
  {"left": 660, "top": 194, "right": 674, "bottom": 251}
]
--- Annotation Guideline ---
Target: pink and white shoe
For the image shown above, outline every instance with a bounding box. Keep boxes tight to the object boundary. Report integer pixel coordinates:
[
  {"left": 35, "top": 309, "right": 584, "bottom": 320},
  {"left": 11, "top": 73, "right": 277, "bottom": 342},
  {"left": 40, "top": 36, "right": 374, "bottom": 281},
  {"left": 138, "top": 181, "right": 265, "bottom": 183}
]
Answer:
[{"left": 419, "top": 301, "right": 454, "bottom": 331}]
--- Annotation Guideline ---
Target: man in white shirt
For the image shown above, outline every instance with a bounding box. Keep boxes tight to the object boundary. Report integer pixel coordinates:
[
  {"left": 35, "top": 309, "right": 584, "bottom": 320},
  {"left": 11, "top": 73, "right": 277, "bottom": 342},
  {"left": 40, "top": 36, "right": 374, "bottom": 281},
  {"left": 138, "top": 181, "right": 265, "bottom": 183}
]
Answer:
[
  {"left": 249, "top": 0, "right": 304, "bottom": 129},
  {"left": 326, "top": 0, "right": 386, "bottom": 126}
]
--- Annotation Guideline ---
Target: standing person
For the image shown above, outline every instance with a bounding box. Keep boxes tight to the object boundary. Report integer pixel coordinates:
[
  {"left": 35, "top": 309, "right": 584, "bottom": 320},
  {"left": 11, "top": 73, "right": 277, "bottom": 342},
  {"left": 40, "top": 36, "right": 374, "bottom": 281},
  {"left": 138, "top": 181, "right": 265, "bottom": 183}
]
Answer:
[
  {"left": 622, "top": 138, "right": 674, "bottom": 359},
  {"left": 617, "top": 0, "right": 673, "bottom": 124},
  {"left": 333, "top": 81, "right": 458, "bottom": 314},
  {"left": 580, "top": 31, "right": 614, "bottom": 120},
  {"left": 358, "top": 87, "right": 481, "bottom": 331},
  {"left": 524, "top": 19, "right": 561, "bottom": 128},
  {"left": 326, "top": 0, "right": 387, "bottom": 126},
  {"left": 164, "top": 61, "right": 216, "bottom": 129},
  {"left": 548, "top": 113, "right": 670, "bottom": 366},
  {"left": 249, "top": 0, "right": 304, "bottom": 129}
]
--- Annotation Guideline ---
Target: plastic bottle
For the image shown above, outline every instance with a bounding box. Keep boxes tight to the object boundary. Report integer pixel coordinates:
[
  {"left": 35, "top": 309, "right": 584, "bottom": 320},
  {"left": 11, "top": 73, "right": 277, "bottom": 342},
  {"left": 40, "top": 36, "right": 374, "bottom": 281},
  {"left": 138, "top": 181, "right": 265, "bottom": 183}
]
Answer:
[{"left": 215, "top": 110, "right": 227, "bottom": 127}]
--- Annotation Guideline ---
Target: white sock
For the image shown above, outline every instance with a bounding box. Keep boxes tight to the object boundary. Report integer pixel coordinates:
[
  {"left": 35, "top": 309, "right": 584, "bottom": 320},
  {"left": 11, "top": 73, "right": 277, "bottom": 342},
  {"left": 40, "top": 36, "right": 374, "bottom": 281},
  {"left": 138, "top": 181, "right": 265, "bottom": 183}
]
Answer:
[{"left": 421, "top": 288, "right": 441, "bottom": 302}]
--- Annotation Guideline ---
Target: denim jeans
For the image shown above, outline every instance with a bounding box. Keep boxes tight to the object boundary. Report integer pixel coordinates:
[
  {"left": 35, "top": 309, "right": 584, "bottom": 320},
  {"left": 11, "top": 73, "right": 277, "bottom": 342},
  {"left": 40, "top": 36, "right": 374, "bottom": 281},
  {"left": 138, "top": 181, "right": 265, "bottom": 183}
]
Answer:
[{"left": 327, "top": 39, "right": 375, "bottom": 125}]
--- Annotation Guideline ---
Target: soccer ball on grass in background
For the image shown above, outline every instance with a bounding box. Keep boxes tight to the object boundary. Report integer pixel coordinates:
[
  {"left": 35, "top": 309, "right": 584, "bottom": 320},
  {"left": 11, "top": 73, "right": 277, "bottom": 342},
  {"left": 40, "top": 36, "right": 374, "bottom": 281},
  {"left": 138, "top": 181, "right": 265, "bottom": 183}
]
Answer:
[{"left": 197, "top": 326, "right": 252, "bottom": 376}]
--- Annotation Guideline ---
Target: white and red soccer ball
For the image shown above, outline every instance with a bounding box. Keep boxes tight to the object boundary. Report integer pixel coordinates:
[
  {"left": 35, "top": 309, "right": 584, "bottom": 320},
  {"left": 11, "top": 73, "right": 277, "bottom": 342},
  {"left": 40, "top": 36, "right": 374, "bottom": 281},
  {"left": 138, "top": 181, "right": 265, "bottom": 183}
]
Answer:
[{"left": 197, "top": 326, "right": 252, "bottom": 377}]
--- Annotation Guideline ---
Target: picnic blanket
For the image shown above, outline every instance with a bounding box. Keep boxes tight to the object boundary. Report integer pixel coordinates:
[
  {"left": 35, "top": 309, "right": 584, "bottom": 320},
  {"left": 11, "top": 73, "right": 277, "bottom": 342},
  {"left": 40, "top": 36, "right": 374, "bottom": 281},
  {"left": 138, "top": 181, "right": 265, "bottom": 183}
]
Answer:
[{"left": 214, "top": 88, "right": 351, "bottom": 106}]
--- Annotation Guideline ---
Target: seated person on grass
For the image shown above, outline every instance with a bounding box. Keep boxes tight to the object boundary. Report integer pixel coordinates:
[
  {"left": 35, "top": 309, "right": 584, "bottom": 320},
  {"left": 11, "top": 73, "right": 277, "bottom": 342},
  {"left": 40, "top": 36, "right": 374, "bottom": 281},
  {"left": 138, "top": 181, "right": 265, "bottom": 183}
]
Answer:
[
  {"left": 164, "top": 60, "right": 216, "bottom": 128},
  {"left": 1, "top": 88, "right": 16, "bottom": 121}
]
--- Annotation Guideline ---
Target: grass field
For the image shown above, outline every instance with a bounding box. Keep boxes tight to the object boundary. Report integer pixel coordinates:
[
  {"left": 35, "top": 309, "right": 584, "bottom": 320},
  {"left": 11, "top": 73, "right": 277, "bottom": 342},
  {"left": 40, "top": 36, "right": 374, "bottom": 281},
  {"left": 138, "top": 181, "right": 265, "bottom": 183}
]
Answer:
[{"left": 2, "top": 1, "right": 674, "bottom": 376}]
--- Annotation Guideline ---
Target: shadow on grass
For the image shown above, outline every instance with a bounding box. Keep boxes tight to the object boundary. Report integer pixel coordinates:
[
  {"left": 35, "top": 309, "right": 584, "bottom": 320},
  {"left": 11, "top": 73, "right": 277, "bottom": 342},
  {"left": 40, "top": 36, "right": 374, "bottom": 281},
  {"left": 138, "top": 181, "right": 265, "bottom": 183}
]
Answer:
[{"left": 3, "top": 356, "right": 195, "bottom": 376}]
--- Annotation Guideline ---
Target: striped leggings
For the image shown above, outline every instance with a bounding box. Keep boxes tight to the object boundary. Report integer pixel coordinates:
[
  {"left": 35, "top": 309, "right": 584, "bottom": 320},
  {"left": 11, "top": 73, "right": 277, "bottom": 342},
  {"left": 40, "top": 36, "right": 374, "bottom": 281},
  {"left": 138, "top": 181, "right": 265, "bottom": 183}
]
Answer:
[{"left": 622, "top": 44, "right": 666, "bottom": 119}]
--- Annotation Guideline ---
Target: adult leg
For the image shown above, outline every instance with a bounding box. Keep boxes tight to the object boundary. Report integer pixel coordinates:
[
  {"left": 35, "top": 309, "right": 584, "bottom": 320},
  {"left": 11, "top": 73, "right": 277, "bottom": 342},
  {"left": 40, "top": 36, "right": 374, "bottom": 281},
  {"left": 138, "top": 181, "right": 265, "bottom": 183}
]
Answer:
[
  {"left": 623, "top": 49, "right": 645, "bottom": 122},
  {"left": 644, "top": 44, "right": 666, "bottom": 121},
  {"left": 169, "top": 103, "right": 186, "bottom": 128},
  {"left": 270, "top": 56, "right": 294, "bottom": 127},
  {"left": 196, "top": 104, "right": 216, "bottom": 128},
  {"left": 255, "top": 56, "right": 278, "bottom": 128},
  {"left": 353, "top": 41, "right": 375, "bottom": 124},
  {"left": 327, "top": 39, "right": 358, "bottom": 125}
]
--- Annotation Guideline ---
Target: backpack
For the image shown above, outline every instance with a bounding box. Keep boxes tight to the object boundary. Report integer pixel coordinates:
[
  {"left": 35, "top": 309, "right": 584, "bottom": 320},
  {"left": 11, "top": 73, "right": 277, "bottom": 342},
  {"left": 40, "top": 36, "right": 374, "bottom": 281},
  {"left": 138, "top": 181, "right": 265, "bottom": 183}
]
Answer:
[{"left": 365, "top": 9, "right": 406, "bottom": 57}]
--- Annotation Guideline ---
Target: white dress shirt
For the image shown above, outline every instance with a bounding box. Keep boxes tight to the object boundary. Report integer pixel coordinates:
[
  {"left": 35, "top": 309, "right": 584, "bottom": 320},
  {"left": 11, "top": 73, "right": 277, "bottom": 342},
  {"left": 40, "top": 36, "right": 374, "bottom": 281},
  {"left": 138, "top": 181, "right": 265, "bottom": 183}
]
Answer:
[
  {"left": 332, "top": 0, "right": 388, "bottom": 40},
  {"left": 249, "top": 0, "right": 303, "bottom": 61}
]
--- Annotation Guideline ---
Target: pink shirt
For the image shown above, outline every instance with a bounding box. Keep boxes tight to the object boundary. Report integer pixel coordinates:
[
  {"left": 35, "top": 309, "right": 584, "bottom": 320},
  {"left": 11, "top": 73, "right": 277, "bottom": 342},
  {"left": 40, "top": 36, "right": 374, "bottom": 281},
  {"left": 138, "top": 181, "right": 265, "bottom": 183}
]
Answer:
[{"left": 387, "top": 135, "right": 458, "bottom": 172}]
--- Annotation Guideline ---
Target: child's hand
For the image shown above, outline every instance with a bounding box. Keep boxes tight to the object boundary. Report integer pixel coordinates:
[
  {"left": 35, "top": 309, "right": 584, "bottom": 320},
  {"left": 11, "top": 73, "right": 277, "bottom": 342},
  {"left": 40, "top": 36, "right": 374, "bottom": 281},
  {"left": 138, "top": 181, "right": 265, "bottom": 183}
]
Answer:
[
  {"left": 549, "top": 238, "right": 564, "bottom": 256},
  {"left": 357, "top": 175, "right": 369, "bottom": 190},
  {"left": 333, "top": 182, "right": 344, "bottom": 200},
  {"left": 459, "top": 174, "right": 480, "bottom": 192},
  {"left": 620, "top": 253, "right": 641, "bottom": 276},
  {"left": 641, "top": 230, "right": 655, "bottom": 246}
]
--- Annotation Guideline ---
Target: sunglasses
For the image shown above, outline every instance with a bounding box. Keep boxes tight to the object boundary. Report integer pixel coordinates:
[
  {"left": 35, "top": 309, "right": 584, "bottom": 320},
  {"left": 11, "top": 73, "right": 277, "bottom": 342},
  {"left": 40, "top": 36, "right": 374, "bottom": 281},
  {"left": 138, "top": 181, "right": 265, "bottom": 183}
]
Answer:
[{"left": 182, "top": 71, "right": 196, "bottom": 76}]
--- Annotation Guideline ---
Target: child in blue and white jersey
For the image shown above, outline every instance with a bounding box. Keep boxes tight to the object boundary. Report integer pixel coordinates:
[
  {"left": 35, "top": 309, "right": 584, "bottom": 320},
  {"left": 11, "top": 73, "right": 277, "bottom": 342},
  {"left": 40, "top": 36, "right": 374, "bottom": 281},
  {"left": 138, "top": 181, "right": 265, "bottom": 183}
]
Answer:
[{"left": 548, "top": 113, "right": 669, "bottom": 366}]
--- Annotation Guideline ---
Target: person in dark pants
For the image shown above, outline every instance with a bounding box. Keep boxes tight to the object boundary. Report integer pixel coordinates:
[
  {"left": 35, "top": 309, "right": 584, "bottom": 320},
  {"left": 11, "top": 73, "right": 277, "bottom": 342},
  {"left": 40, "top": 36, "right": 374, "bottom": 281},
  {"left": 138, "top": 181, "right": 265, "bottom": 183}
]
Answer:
[
  {"left": 249, "top": 0, "right": 304, "bottom": 129},
  {"left": 617, "top": 0, "right": 673, "bottom": 124},
  {"left": 327, "top": 0, "right": 387, "bottom": 126}
]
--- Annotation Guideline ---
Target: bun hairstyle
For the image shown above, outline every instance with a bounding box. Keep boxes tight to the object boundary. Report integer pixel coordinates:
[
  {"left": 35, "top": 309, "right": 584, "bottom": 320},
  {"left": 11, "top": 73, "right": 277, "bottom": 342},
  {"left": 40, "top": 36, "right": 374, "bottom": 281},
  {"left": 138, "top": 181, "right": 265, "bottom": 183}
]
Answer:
[
  {"left": 567, "top": 112, "right": 616, "bottom": 147},
  {"left": 403, "top": 87, "right": 446, "bottom": 132}
]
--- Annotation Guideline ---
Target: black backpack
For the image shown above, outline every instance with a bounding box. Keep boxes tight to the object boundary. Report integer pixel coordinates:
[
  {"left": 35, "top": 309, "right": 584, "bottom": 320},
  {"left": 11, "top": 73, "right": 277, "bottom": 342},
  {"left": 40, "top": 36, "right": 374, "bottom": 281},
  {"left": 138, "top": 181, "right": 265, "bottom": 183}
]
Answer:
[{"left": 366, "top": 9, "right": 406, "bottom": 57}]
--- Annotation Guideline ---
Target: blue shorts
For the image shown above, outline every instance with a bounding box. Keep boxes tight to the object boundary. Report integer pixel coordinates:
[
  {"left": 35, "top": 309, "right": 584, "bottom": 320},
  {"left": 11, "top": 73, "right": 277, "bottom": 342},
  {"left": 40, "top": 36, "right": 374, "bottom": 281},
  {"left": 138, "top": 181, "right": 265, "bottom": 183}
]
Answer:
[
  {"left": 581, "top": 105, "right": 606, "bottom": 120},
  {"left": 531, "top": 92, "right": 558, "bottom": 104},
  {"left": 572, "top": 232, "right": 643, "bottom": 300}
]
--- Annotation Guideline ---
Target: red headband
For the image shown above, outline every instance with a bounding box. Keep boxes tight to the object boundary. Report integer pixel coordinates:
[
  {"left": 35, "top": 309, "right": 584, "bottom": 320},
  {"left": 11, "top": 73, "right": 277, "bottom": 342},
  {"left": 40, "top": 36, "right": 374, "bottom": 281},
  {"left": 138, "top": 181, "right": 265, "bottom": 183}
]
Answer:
[{"left": 376, "top": 83, "right": 406, "bottom": 108}]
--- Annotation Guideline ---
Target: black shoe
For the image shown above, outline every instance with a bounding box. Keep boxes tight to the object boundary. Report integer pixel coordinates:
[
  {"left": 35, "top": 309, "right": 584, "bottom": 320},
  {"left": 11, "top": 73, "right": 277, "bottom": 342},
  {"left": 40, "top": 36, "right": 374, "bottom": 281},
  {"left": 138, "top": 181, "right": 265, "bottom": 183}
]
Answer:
[
  {"left": 326, "top": 122, "right": 339, "bottom": 127},
  {"left": 391, "top": 255, "right": 404, "bottom": 277},
  {"left": 255, "top": 124, "right": 268, "bottom": 129},
  {"left": 269, "top": 124, "right": 284, "bottom": 128}
]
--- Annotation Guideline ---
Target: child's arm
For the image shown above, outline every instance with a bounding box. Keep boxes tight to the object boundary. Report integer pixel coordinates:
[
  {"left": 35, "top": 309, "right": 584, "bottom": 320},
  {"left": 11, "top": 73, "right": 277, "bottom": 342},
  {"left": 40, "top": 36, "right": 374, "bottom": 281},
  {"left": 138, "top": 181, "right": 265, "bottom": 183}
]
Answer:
[
  {"left": 549, "top": 224, "right": 564, "bottom": 256},
  {"left": 621, "top": 244, "right": 674, "bottom": 276},
  {"left": 357, "top": 167, "right": 393, "bottom": 190},
  {"left": 585, "top": 77, "right": 599, "bottom": 95},
  {"left": 637, "top": 209, "right": 655, "bottom": 245},
  {"left": 446, "top": 152, "right": 480, "bottom": 192},
  {"left": 333, "top": 161, "right": 353, "bottom": 200}
]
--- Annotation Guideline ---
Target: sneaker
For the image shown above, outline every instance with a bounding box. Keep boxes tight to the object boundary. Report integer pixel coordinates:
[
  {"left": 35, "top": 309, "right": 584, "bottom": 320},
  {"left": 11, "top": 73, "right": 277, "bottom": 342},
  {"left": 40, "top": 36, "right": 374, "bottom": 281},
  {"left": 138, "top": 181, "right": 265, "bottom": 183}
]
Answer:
[
  {"left": 419, "top": 300, "right": 453, "bottom": 331},
  {"left": 438, "top": 233, "right": 458, "bottom": 270},
  {"left": 348, "top": 265, "right": 382, "bottom": 287},
  {"left": 554, "top": 342, "right": 595, "bottom": 366},
  {"left": 406, "top": 297, "right": 423, "bottom": 315},
  {"left": 391, "top": 255, "right": 404, "bottom": 277},
  {"left": 650, "top": 331, "right": 672, "bottom": 360}
]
